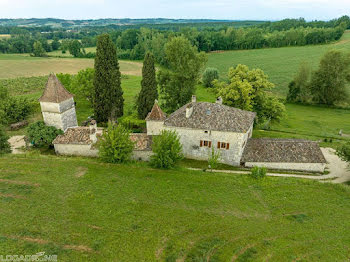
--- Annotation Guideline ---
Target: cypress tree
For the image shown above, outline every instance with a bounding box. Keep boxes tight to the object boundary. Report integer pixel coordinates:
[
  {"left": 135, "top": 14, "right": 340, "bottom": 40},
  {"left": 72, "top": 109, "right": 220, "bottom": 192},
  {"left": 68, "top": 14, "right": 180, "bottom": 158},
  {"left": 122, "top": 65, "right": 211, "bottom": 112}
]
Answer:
[
  {"left": 137, "top": 52, "right": 158, "bottom": 119},
  {"left": 93, "top": 34, "right": 124, "bottom": 123}
]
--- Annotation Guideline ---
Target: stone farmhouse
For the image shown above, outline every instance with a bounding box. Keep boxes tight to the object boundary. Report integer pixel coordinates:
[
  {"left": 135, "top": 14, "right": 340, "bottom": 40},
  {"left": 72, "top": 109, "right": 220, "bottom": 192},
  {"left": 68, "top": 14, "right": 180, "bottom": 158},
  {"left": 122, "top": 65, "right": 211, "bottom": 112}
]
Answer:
[{"left": 40, "top": 74, "right": 326, "bottom": 173}]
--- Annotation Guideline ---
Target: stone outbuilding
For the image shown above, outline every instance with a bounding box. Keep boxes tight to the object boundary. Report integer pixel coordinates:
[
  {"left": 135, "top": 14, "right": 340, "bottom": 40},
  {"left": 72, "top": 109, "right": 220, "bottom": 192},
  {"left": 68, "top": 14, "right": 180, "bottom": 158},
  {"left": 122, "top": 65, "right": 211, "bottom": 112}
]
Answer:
[
  {"left": 241, "top": 138, "right": 327, "bottom": 172},
  {"left": 39, "top": 74, "right": 78, "bottom": 131}
]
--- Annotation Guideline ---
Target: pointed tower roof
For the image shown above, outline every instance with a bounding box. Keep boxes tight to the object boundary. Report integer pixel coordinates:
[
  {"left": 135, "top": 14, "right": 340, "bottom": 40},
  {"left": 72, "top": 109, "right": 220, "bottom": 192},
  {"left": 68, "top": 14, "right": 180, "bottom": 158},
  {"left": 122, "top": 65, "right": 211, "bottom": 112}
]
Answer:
[
  {"left": 39, "top": 74, "right": 74, "bottom": 103},
  {"left": 145, "top": 100, "right": 166, "bottom": 121}
]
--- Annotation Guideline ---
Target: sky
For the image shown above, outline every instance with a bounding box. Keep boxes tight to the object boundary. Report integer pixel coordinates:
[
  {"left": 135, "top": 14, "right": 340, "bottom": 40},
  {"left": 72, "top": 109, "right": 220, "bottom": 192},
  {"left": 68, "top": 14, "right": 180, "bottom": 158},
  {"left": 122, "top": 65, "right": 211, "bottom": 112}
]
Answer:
[{"left": 0, "top": 0, "right": 349, "bottom": 21}]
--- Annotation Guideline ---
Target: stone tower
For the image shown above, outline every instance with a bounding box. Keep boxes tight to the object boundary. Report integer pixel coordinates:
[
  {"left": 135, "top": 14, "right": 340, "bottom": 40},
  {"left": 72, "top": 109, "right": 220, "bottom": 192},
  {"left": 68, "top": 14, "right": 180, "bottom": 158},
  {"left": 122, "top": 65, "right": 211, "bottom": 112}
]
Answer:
[
  {"left": 145, "top": 100, "right": 166, "bottom": 136},
  {"left": 39, "top": 74, "right": 78, "bottom": 131}
]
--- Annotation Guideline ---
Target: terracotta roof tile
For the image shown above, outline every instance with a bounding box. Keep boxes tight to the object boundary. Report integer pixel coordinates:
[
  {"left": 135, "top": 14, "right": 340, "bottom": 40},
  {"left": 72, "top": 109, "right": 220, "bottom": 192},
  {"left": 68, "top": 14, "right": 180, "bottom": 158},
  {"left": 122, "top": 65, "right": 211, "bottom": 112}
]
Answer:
[
  {"left": 145, "top": 102, "right": 166, "bottom": 121},
  {"left": 164, "top": 102, "right": 255, "bottom": 133},
  {"left": 241, "top": 138, "right": 327, "bottom": 163},
  {"left": 39, "top": 74, "right": 74, "bottom": 103},
  {"left": 53, "top": 127, "right": 91, "bottom": 145}
]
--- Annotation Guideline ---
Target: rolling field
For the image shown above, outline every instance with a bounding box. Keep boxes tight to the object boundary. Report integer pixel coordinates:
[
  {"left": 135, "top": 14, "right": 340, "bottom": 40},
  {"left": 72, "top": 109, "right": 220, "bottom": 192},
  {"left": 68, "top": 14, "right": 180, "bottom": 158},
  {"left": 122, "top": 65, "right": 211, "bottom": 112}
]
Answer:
[
  {"left": 0, "top": 53, "right": 142, "bottom": 79},
  {"left": 0, "top": 154, "right": 350, "bottom": 261},
  {"left": 207, "top": 31, "right": 350, "bottom": 95}
]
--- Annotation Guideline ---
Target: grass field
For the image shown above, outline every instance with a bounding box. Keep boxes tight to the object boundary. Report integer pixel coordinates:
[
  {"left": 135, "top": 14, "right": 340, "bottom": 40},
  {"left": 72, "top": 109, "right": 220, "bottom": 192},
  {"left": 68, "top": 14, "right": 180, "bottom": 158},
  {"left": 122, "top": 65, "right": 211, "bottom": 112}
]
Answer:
[
  {"left": 207, "top": 31, "right": 350, "bottom": 96},
  {"left": 0, "top": 154, "right": 349, "bottom": 261},
  {"left": 0, "top": 53, "right": 142, "bottom": 79},
  {"left": 0, "top": 34, "right": 11, "bottom": 39}
]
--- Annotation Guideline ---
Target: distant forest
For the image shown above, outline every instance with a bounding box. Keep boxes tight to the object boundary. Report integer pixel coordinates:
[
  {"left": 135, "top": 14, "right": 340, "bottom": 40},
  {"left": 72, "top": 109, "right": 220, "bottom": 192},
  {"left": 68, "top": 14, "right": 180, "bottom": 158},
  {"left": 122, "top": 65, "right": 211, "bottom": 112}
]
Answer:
[{"left": 0, "top": 16, "right": 349, "bottom": 63}]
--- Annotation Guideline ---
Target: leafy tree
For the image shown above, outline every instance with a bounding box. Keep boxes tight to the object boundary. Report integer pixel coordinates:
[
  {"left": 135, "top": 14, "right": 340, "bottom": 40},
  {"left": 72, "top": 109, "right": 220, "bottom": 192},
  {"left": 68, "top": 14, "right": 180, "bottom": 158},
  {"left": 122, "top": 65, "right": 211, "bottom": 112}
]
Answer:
[
  {"left": 51, "top": 38, "right": 61, "bottom": 51},
  {"left": 93, "top": 34, "right": 124, "bottom": 123},
  {"left": 287, "top": 62, "right": 312, "bottom": 103},
  {"left": 150, "top": 130, "right": 183, "bottom": 169},
  {"left": 214, "top": 64, "right": 285, "bottom": 123},
  {"left": 32, "top": 41, "right": 46, "bottom": 57},
  {"left": 0, "top": 96, "right": 32, "bottom": 125},
  {"left": 0, "top": 126, "right": 11, "bottom": 154},
  {"left": 202, "top": 67, "right": 219, "bottom": 88},
  {"left": 158, "top": 36, "right": 207, "bottom": 112},
  {"left": 71, "top": 68, "right": 95, "bottom": 104},
  {"left": 56, "top": 73, "right": 73, "bottom": 92},
  {"left": 68, "top": 40, "right": 82, "bottom": 57},
  {"left": 99, "top": 123, "right": 134, "bottom": 163},
  {"left": 137, "top": 52, "right": 158, "bottom": 119},
  {"left": 27, "top": 121, "right": 63, "bottom": 148},
  {"left": 309, "top": 50, "right": 350, "bottom": 106}
]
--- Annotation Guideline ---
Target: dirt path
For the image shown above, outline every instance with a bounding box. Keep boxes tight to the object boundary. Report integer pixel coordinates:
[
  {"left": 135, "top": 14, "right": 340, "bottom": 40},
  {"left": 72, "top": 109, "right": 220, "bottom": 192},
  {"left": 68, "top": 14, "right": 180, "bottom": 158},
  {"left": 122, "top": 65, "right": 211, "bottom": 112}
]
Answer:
[{"left": 8, "top": 136, "right": 25, "bottom": 154}]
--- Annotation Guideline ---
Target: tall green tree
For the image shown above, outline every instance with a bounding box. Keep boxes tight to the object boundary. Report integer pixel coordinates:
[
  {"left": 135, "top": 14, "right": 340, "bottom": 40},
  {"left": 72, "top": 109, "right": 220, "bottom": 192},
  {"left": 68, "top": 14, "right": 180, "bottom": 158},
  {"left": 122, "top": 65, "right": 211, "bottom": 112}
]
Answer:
[
  {"left": 93, "top": 34, "right": 123, "bottom": 123},
  {"left": 32, "top": 41, "right": 46, "bottom": 57},
  {"left": 137, "top": 52, "right": 158, "bottom": 119},
  {"left": 68, "top": 40, "right": 82, "bottom": 57},
  {"left": 310, "top": 50, "right": 350, "bottom": 106},
  {"left": 158, "top": 36, "right": 207, "bottom": 112},
  {"left": 287, "top": 62, "right": 312, "bottom": 103}
]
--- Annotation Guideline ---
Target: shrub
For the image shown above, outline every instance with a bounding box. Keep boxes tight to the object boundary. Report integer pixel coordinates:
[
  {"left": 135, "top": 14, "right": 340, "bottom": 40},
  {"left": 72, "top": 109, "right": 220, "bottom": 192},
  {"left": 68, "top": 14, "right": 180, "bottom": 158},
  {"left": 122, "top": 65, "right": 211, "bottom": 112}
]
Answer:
[
  {"left": 150, "top": 130, "right": 183, "bottom": 169},
  {"left": 202, "top": 67, "right": 219, "bottom": 88},
  {"left": 0, "top": 126, "right": 11, "bottom": 154},
  {"left": 27, "top": 121, "right": 63, "bottom": 148},
  {"left": 99, "top": 123, "right": 134, "bottom": 163},
  {"left": 337, "top": 142, "right": 350, "bottom": 163},
  {"left": 208, "top": 147, "right": 220, "bottom": 171},
  {"left": 118, "top": 115, "right": 146, "bottom": 133},
  {"left": 250, "top": 166, "right": 267, "bottom": 179}
]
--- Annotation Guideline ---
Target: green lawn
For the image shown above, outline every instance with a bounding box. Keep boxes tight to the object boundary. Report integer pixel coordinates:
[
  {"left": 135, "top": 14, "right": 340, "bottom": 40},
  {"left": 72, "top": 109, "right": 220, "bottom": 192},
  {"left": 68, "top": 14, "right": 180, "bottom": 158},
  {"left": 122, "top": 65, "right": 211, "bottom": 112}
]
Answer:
[
  {"left": 207, "top": 30, "right": 350, "bottom": 96},
  {"left": 0, "top": 154, "right": 349, "bottom": 261}
]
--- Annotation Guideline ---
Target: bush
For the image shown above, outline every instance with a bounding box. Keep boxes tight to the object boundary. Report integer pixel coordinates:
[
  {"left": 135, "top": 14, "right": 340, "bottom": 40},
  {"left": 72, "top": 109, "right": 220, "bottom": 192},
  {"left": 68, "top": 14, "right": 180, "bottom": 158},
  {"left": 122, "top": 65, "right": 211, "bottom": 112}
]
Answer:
[
  {"left": 208, "top": 147, "right": 220, "bottom": 171},
  {"left": 99, "top": 123, "right": 134, "bottom": 163},
  {"left": 337, "top": 142, "right": 350, "bottom": 163},
  {"left": 202, "top": 67, "right": 219, "bottom": 88},
  {"left": 250, "top": 166, "right": 267, "bottom": 179},
  {"left": 150, "top": 130, "right": 183, "bottom": 169},
  {"left": 119, "top": 115, "right": 146, "bottom": 133},
  {"left": 27, "top": 121, "right": 63, "bottom": 148},
  {"left": 0, "top": 126, "right": 11, "bottom": 154}
]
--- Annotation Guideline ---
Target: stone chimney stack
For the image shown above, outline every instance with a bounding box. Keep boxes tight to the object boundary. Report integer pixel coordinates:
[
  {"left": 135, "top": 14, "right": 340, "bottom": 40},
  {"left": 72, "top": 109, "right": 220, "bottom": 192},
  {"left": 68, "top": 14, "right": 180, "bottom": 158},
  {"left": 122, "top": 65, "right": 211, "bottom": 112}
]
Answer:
[
  {"left": 89, "top": 120, "right": 97, "bottom": 144},
  {"left": 192, "top": 95, "right": 197, "bottom": 103},
  {"left": 216, "top": 96, "right": 223, "bottom": 105},
  {"left": 186, "top": 104, "right": 193, "bottom": 118}
]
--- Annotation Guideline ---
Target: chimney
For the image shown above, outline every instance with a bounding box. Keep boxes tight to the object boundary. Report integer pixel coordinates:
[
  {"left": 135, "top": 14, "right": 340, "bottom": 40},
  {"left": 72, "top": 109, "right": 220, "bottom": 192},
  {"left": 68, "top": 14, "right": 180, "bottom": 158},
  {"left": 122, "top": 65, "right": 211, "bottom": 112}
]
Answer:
[
  {"left": 216, "top": 96, "right": 223, "bottom": 105},
  {"left": 186, "top": 104, "right": 193, "bottom": 118},
  {"left": 192, "top": 95, "right": 197, "bottom": 103},
  {"left": 89, "top": 120, "right": 97, "bottom": 144}
]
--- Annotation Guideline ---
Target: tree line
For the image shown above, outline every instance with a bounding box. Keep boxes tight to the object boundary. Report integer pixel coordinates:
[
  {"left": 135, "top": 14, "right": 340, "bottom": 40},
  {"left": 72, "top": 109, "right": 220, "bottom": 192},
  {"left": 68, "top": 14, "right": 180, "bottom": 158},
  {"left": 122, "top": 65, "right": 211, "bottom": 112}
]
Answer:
[{"left": 0, "top": 16, "right": 349, "bottom": 58}]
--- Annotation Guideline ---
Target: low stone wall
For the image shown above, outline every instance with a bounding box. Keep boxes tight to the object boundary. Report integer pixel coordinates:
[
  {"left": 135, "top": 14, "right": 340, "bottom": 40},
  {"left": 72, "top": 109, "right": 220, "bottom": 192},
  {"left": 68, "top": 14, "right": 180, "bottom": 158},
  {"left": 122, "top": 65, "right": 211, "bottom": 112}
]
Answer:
[
  {"left": 244, "top": 162, "right": 326, "bottom": 173},
  {"left": 131, "top": 150, "right": 153, "bottom": 162},
  {"left": 54, "top": 144, "right": 98, "bottom": 157}
]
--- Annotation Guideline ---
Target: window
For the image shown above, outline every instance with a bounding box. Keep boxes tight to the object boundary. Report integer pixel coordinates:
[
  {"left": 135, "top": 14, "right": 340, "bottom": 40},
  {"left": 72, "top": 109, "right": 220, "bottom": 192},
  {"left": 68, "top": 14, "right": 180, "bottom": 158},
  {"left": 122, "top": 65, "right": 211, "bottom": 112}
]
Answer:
[
  {"left": 200, "top": 140, "right": 212, "bottom": 148},
  {"left": 217, "top": 142, "right": 230, "bottom": 150}
]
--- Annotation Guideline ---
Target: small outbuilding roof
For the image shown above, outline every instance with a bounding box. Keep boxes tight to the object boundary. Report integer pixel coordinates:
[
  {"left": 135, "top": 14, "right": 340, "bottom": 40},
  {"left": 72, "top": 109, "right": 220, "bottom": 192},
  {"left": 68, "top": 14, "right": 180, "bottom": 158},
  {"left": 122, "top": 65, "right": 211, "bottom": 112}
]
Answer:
[
  {"left": 53, "top": 127, "right": 91, "bottom": 145},
  {"left": 164, "top": 102, "right": 256, "bottom": 133},
  {"left": 145, "top": 101, "right": 166, "bottom": 121},
  {"left": 241, "top": 138, "right": 327, "bottom": 164},
  {"left": 39, "top": 74, "right": 74, "bottom": 103}
]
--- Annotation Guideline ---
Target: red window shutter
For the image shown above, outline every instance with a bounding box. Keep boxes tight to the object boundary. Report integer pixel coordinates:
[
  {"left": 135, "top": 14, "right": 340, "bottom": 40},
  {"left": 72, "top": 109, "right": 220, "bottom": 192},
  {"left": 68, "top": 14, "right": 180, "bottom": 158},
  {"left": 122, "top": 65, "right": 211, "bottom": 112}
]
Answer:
[
  {"left": 227, "top": 143, "right": 230, "bottom": 150},
  {"left": 217, "top": 142, "right": 220, "bottom": 149},
  {"left": 209, "top": 141, "right": 212, "bottom": 148},
  {"left": 200, "top": 140, "right": 203, "bottom": 147}
]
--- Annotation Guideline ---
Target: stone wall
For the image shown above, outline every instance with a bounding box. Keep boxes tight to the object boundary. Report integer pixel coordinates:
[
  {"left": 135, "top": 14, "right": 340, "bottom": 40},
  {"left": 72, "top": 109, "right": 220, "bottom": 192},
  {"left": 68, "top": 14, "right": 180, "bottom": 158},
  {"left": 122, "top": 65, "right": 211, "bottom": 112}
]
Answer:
[
  {"left": 146, "top": 120, "right": 164, "bottom": 136},
  {"left": 131, "top": 150, "right": 153, "bottom": 161},
  {"left": 164, "top": 126, "right": 250, "bottom": 166},
  {"left": 244, "top": 162, "right": 326, "bottom": 173},
  {"left": 54, "top": 144, "right": 98, "bottom": 157}
]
